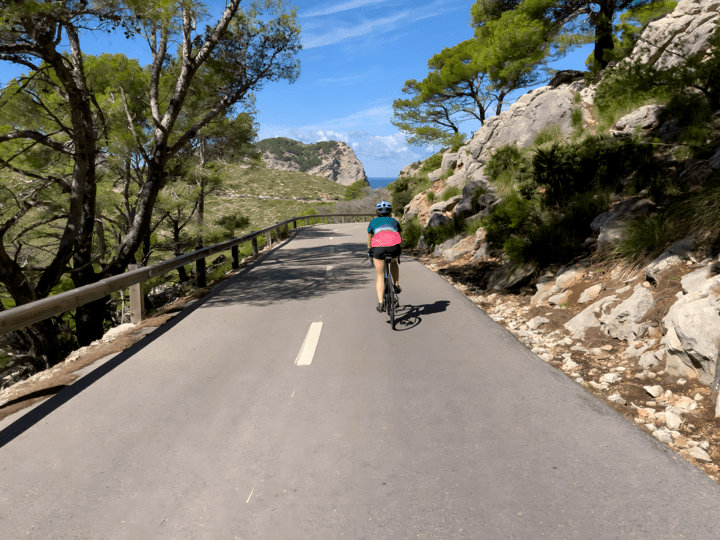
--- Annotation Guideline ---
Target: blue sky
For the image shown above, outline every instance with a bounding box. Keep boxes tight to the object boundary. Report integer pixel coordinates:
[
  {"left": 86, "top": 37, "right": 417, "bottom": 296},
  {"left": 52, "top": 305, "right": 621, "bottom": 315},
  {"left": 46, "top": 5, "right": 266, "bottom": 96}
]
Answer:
[{"left": 1, "top": 0, "right": 594, "bottom": 177}]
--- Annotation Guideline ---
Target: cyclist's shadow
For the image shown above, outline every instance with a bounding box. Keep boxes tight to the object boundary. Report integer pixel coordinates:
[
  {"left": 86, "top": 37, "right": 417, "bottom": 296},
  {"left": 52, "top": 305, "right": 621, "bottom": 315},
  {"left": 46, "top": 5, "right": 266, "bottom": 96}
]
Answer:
[{"left": 391, "top": 300, "right": 450, "bottom": 331}]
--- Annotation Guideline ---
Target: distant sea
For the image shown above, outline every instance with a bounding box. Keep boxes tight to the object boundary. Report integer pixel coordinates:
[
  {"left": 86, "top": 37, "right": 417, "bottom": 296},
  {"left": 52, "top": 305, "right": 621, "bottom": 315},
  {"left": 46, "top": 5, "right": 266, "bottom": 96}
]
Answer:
[{"left": 367, "top": 177, "right": 395, "bottom": 190}]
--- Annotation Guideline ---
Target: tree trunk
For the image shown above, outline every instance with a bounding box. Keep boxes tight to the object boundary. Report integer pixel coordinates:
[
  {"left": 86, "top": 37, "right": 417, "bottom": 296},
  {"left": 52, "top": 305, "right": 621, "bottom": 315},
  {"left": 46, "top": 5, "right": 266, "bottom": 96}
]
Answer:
[
  {"left": 593, "top": 3, "right": 615, "bottom": 69},
  {"left": 173, "top": 221, "right": 190, "bottom": 282},
  {"left": 74, "top": 298, "right": 109, "bottom": 346}
]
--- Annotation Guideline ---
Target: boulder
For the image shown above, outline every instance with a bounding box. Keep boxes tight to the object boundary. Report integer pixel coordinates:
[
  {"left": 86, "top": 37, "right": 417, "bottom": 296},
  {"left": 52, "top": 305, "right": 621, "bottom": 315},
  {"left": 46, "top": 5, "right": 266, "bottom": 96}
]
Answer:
[
  {"left": 613, "top": 105, "right": 666, "bottom": 133},
  {"left": 429, "top": 195, "right": 462, "bottom": 214},
  {"left": 709, "top": 147, "right": 720, "bottom": 170},
  {"left": 428, "top": 168, "right": 444, "bottom": 182},
  {"left": 425, "top": 212, "right": 452, "bottom": 230},
  {"left": 600, "top": 284, "right": 654, "bottom": 341},
  {"left": 553, "top": 263, "right": 588, "bottom": 291},
  {"left": 548, "top": 290, "right": 571, "bottom": 306},
  {"left": 461, "top": 178, "right": 488, "bottom": 200},
  {"left": 417, "top": 236, "right": 430, "bottom": 251},
  {"left": 443, "top": 244, "right": 473, "bottom": 262},
  {"left": 531, "top": 278, "right": 555, "bottom": 307},
  {"left": 548, "top": 70, "right": 586, "bottom": 87},
  {"left": 472, "top": 243, "right": 489, "bottom": 262},
  {"left": 486, "top": 263, "right": 536, "bottom": 290},
  {"left": 445, "top": 172, "right": 467, "bottom": 189},
  {"left": 645, "top": 236, "right": 696, "bottom": 283},
  {"left": 564, "top": 296, "right": 619, "bottom": 338},
  {"left": 579, "top": 284, "right": 604, "bottom": 304},
  {"left": 402, "top": 191, "right": 426, "bottom": 224},
  {"left": 590, "top": 196, "right": 656, "bottom": 250},
  {"left": 453, "top": 198, "right": 475, "bottom": 221},
  {"left": 662, "top": 264, "right": 720, "bottom": 384},
  {"left": 441, "top": 153, "right": 459, "bottom": 172}
]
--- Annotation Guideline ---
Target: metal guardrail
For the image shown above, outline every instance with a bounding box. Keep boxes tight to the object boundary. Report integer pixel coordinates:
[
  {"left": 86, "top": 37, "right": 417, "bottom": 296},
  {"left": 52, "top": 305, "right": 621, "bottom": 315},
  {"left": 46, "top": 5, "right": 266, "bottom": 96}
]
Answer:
[{"left": 0, "top": 213, "right": 374, "bottom": 336}]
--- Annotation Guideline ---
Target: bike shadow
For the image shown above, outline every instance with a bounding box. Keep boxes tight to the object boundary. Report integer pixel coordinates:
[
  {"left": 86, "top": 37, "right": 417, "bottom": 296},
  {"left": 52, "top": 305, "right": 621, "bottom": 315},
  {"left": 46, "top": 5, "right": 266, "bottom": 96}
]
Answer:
[{"left": 391, "top": 300, "right": 450, "bottom": 331}]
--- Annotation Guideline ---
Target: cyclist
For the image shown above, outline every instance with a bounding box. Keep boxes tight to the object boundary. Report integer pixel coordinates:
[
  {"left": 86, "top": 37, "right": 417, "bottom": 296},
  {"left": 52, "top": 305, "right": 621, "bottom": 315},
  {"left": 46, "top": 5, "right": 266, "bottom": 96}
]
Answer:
[{"left": 367, "top": 201, "right": 402, "bottom": 312}]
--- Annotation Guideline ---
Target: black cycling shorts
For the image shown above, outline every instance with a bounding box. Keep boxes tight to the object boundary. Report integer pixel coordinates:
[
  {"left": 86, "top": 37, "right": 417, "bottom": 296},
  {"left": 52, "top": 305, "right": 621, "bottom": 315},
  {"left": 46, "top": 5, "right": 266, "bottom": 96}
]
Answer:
[{"left": 372, "top": 244, "right": 401, "bottom": 260}]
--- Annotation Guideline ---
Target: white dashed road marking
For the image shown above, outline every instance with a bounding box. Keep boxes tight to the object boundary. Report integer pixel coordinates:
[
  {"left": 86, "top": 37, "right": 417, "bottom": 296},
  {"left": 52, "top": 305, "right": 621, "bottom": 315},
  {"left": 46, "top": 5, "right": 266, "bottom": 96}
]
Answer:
[
  {"left": 295, "top": 322, "right": 323, "bottom": 366},
  {"left": 326, "top": 265, "right": 333, "bottom": 276}
]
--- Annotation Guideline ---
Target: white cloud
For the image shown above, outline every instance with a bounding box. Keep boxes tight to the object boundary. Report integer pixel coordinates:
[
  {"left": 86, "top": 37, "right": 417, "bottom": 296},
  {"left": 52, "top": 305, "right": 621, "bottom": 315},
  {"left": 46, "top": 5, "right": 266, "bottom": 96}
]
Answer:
[
  {"left": 303, "top": 11, "right": 410, "bottom": 49},
  {"left": 303, "top": 0, "right": 387, "bottom": 18},
  {"left": 301, "top": 0, "right": 466, "bottom": 49}
]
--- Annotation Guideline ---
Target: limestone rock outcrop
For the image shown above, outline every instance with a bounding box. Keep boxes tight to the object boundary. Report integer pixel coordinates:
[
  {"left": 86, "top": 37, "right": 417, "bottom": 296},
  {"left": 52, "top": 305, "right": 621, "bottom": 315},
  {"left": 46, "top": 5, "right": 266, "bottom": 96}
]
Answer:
[
  {"left": 630, "top": 0, "right": 720, "bottom": 70},
  {"left": 258, "top": 138, "right": 367, "bottom": 186}
]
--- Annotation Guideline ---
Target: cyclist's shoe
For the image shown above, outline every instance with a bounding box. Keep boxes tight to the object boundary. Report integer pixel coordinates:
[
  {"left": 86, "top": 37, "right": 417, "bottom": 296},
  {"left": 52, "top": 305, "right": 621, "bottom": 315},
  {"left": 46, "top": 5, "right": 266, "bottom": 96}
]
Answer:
[
  {"left": 376, "top": 302, "right": 385, "bottom": 312},
  {"left": 393, "top": 284, "right": 402, "bottom": 294}
]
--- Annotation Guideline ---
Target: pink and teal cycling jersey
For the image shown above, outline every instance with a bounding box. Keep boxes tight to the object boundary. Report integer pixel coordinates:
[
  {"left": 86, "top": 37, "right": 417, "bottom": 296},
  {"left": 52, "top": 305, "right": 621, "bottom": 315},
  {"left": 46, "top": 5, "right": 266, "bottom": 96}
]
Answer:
[{"left": 368, "top": 216, "right": 402, "bottom": 247}]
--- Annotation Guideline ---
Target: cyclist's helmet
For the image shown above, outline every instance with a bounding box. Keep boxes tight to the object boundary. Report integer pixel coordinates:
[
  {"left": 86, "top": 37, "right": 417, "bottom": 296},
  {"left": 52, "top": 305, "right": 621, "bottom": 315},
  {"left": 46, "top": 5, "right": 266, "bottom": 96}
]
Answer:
[{"left": 376, "top": 201, "right": 392, "bottom": 215}]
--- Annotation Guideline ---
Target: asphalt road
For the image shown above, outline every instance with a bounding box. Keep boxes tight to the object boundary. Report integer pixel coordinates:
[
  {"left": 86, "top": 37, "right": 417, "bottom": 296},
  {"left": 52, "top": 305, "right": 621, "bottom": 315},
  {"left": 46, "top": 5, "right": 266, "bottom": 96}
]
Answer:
[{"left": 1, "top": 223, "right": 719, "bottom": 539}]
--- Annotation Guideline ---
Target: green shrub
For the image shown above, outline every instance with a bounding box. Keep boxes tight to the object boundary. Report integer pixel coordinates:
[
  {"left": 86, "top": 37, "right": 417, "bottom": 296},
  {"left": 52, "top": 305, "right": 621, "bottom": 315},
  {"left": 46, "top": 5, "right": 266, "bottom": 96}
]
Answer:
[
  {"left": 424, "top": 214, "right": 464, "bottom": 247},
  {"left": 593, "top": 66, "right": 671, "bottom": 131},
  {"left": 615, "top": 213, "right": 680, "bottom": 261},
  {"left": 427, "top": 191, "right": 435, "bottom": 203},
  {"left": 450, "top": 132, "right": 466, "bottom": 152},
  {"left": 411, "top": 177, "right": 433, "bottom": 197},
  {"left": 481, "top": 192, "right": 535, "bottom": 247},
  {"left": 344, "top": 179, "right": 368, "bottom": 200},
  {"left": 419, "top": 153, "right": 444, "bottom": 174},
  {"left": 215, "top": 213, "right": 250, "bottom": 236},
  {"left": 402, "top": 217, "right": 423, "bottom": 249},
  {"left": 485, "top": 144, "right": 534, "bottom": 196},
  {"left": 485, "top": 144, "right": 524, "bottom": 182},
  {"left": 533, "top": 124, "right": 564, "bottom": 146},
  {"left": 441, "top": 186, "right": 461, "bottom": 201},
  {"left": 531, "top": 135, "right": 662, "bottom": 204},
  {"left": 463, "top": 216, "right": 484, "bottom": 236},
  {"left": 388, "top": 176, "right": 409, "bottom": 193},
  {"left": 571, "top": 107, "right": 584, "bottom": 137},
  {"left": 502, "top": 191, "right": 610, "bottom": 267},
  {"left": 391, "top": 189, "right": 413, "bottom": 215}
]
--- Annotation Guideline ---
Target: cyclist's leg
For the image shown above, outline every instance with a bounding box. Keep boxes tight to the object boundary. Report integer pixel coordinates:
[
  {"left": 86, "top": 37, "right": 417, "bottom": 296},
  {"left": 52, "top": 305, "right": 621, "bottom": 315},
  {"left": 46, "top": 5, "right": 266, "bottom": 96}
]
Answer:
[
  {"left": 372, "top": 257, "right": 385, "bottom": 304},
  {"left": 389, "top": 257, "right": 400, "bottom": 287}
]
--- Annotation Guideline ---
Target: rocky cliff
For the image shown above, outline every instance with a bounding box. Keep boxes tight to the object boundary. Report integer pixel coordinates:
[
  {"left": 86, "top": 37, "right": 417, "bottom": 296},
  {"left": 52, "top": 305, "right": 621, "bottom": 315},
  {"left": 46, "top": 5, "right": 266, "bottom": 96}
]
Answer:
[{"left": 255, "top": 137, "right": 367, "bottom": 186}]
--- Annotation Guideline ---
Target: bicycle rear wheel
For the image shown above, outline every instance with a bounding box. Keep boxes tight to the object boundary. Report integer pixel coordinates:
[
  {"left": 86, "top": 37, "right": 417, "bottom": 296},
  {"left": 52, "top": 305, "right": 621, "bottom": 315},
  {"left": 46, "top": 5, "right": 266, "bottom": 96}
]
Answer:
[{"left": 386, "top": 270, "right": 396, "bottom": 329}]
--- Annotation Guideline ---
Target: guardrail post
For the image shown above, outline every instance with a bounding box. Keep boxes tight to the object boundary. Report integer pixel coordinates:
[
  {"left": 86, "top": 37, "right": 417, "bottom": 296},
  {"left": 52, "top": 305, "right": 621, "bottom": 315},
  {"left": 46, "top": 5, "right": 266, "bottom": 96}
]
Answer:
[
  {"left": 265, "top": 231, "right": 272, "bottom": 248},
  {"left": 342, "top": 216, "right": 345, "bottom": 224},
  {"left": 231, "top": 245, "right": 239, "bottom": 269},
  {"left": 128, "top": 264, "right": 144, "bottom": 324},
  {"left": 251, "top": 237, "right": 258, "bottom": 257},
  {"left": 293, "top": 220, "right": 297, "bottom": 229},
  {"left": 305, "top": 218, "right": 309, "bottom": 226},
  {"left": 196, "top": 256, "right": 206, "bottom": 288},
  {"left": 321, "top": 217, "right": 325, "bottom": 224}
]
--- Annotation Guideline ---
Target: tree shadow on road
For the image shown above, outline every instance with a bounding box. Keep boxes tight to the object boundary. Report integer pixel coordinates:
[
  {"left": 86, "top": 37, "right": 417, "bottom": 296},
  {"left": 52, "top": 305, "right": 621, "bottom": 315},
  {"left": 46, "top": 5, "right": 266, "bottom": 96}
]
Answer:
[
  {"left": 391, "top": 300, "right": 451, "bottom": 331},
  {"left": 206, "top": 234, "right": 374, "bottom": 308}
]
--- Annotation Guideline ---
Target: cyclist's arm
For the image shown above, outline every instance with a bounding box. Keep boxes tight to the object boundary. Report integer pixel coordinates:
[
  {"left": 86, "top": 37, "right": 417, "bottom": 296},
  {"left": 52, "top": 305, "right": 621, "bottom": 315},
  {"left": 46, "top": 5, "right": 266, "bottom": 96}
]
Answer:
[{"left": 367, "top": 232, "right": 373, "bottom": 248}]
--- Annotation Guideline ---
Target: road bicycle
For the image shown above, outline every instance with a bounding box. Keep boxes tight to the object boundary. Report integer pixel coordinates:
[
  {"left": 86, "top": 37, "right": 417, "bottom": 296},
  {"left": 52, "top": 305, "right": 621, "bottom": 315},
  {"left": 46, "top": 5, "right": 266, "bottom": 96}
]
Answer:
[
  {"left": 383, "top": 254, "right": 400, "bottom": 330},
  {"left": 367, "top": 250, "right": 401, "bottom": 329}
]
